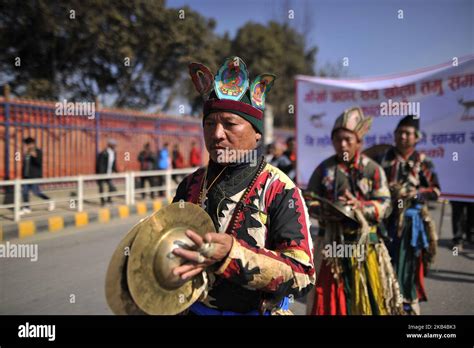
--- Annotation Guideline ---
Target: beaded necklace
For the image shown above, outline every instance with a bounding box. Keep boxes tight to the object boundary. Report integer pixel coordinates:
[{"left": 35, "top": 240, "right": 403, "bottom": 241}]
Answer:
[
  {"left": 198, "top": 158, "right": 267, "bottom": 236},
  {"left": 198, "top": 165, "right": 227, "bottom": 209}
]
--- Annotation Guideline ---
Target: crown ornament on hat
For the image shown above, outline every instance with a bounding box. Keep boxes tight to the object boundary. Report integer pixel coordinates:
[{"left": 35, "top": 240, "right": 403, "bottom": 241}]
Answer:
[
  {"left": 331, "top": 106, "right": 373, "bottom": 141},
  {"left": 188, "top": 56, "right": 276, "bottom": 134},
  {"left": 188, "top": 56, "right": 275, "bottom": 111}
]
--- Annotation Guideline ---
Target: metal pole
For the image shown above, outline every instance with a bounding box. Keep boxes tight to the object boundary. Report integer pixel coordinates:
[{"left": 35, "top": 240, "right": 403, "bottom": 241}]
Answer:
[
  {"left": 165, "top": 170, "right": 172, "bottom": 201},
  {"left": 95, "top": 97, "right": 100, "bottom": 155},
  {"left": 4, "top": 85, "right": 11, "bottom": 180},
  {"left": 14, "top": 179, "right": 21, "bottom": 222},
  {"left": 438, "top": 199, "right": 447, "bottom": 240},
  {"left": 130, "top": 171, "right": 135, "bottom": 205},
  {"left": 77, "top": 176, "right": 84, "bottom": 212},
  {"left": 125, "top": 173, "right": 130, "bottom": 205},
  {"left": 263, "top": 104, "right": 274, "bottom": 146}
]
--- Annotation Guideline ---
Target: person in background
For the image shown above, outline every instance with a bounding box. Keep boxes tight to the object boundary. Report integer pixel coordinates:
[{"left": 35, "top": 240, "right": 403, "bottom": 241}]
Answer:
[
  {"left": 21, "top": 137, "right": 54, "bottom": 214},
  {"left": 305, "top": 107, "right": 402, "bottom": 315},
  {"left": 283, "top": 136, "right": 296, "bottom": 181},
  {"left": 172, "top": 144, "right": 185, "bottom": 168},
  {"left": 451, "top": 201, "right": 474, "bottom": 250},
  {"left": 189, "top": 140, "right": 202, "bottom": 167},
  {"left": 137, "top": 142, "right": 156, "bottom": 199},
  {"left": 96, "top": 139, "right": 118, "bottom": 206},
  {"left": 267, "top": 142, "right": 292, "bottom": 173},
  {"left": 156, "top": 142, "right": 170, "bottom": 197},
  {"left": 375, "top": 115, "right": 440, "bottom": 315},
  {"left": 265, "top": 143, "right": 274, "bottom": 163},
  {"left": 172, "top": 144, "right": 185, "bottom": 183},
  {"left": 157, "top": 142, "right": 170, "bottom": 170}
]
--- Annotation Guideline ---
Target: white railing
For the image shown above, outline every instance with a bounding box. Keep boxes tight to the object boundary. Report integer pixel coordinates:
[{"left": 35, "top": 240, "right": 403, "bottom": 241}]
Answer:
[{"left": 0, "top": 168, "right": 198, "bottom": 222}]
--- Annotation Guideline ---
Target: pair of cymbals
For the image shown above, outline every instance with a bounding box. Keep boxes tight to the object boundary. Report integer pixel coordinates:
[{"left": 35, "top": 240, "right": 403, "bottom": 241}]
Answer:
[
  {"left": 105, "top": 202, "right": 215, "bottom": 315},
  {"left": 304, "top": 192, "right": 361, "bottom": 228},
  {"left": 362, "top": 144, "right": 391, "bottom": 161}
]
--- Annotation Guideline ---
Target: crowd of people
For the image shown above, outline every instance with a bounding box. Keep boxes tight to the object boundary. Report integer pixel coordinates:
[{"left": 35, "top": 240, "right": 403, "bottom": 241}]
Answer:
[
  {"left": 13, "top": 54, "right": 473, "bottom": 317},
  {"left": 96, "top": 140, "right": 202, "bottom": 205},
  {"left": 265, "top": 137, "right": 296, "bottom": 181},
  {"left": 166, "top": 56, "right": 473, "bottom": 316},
  {"left": 17, "top": 137, "right": 202, "bottom": 210}
]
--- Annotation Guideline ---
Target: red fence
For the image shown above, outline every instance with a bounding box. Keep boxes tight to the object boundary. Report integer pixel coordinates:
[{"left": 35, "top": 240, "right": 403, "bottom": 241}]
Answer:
[
  {"left": 0, "top": 96, "right": 294, "bottom": 180},
  {"left": 0, "top": 97, "right": 203, "bottom": 179}
]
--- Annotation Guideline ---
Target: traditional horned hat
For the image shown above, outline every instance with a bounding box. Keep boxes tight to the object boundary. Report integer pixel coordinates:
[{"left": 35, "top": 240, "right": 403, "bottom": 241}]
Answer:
[
  {"left": 188, "top": 56, "right": 276, "bottom": 134},
  {"left": 331, "top": 106, "right": 372, "bottom": 141}
]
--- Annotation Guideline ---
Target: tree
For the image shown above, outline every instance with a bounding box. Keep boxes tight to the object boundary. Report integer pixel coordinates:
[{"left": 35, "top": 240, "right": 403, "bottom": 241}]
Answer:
[
  {"left": 230, "top": 21, "right": 317, "bottom": 127},
  {"left": 0, "top": 1, "right": 335, "bottom": 127},
  {"left": 0, "top": 0, "right": 222, "bottom": 108},
  {"left": 180, "top": 32, "right": 232, "bottom": 116}
]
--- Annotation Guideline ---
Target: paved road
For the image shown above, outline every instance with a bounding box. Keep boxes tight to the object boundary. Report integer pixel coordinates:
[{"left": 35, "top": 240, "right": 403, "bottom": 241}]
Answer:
[
  {"left": 0, "top": 217, "right": 136, "bottom": 315},
  {"left": 1, "top": 205, "right": 473, "bottom": 315}
]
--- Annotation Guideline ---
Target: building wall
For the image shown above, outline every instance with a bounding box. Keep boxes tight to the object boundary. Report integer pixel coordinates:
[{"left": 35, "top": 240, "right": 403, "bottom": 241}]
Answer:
[
  {"left": 0, "top": 98, "right": 203, "bottom": 179},
  {"left": 0, "top": 97, "right": 295, "bottom": 180}
]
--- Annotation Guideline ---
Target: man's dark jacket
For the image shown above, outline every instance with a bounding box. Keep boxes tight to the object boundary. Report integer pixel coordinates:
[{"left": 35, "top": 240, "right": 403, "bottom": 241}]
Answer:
[
  {"left": 22, "top": 148, "right": 44, "bottom": 179},
  {"left": 96, "top": 149, "right": 117, "bottom": 174}
]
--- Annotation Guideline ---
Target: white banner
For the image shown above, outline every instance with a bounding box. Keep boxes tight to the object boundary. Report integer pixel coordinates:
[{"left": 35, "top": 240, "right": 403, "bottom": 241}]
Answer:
[{"left": 296, "top": 56, "right": 474, "bottom": 202}]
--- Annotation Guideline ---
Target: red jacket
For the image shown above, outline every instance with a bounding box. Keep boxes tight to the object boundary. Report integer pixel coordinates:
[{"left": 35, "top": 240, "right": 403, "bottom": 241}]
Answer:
[{"left": 190, "top": 147, "right": 201, "bottom": 167}]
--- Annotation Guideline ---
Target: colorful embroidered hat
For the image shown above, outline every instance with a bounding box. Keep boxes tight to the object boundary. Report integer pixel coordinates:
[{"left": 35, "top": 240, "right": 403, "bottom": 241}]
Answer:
[
  {"left": 331, "top": 106, "right": 372, "bottom": 141},
  {"left": 188, "top": 56, "right": 276, "bottom": 134}
]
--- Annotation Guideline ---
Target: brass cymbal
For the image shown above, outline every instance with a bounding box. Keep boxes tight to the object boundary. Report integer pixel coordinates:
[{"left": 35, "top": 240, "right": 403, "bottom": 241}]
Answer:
[
  {"left": 105, "top": 217, "right": 148, "bottom": 315},
  {"left": 306, "top": 193, "right": 361, "bottom": 228},
  {"left": 362, "top": 144, "right": 391, "bottom": 161},
  {"left": 127, "top": 202, "right": 216, "bottom": 315}
]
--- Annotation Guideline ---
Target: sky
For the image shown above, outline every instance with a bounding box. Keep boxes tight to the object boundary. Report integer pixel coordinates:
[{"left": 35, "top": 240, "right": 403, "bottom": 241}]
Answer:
[{"left": 166, "top": 0, "right": 473, "bottom": 78}]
